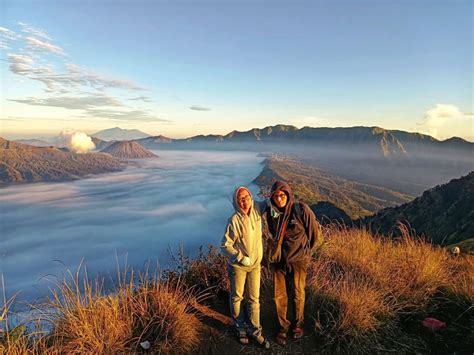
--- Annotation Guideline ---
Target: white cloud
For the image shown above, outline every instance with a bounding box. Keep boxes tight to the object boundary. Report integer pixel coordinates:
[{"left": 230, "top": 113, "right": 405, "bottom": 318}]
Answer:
[
  {"left": 25, "top": 64, "right": 146, "bottom": 93},
  {"left": 416, "top": 104, "right": 473, "bottom": 139},
  {"left": 4, "top": 22, "right": 157, "bottom": 124},
  {"left": 9, "top": 94, "right": 123, "bottom": 110},
  {"left": 18, "top": 22, "right": 52, "bottom": 41},
  {"left": 0, "top": 26, "right": 20, "bottom": 41},
  {"left": 84, "top": 108, "right": 169, "bottom": 122},
  {"left": 7, "top": 53, "right": 34, "bottom": 64},
  {"left": 7, "top": 53, "right": 54, "bottom": 76},
  {"left": 129, "top": 96, "right": 152, "bottom": 103},
  {"left": 26, "top": 36, "right": 65, "bottom": 55},
  {"left": 8, "top": 94, "right": 169, "bottom": 123},
  {"left": 189, "top": 105, "right": 211, "bottom": 111}
]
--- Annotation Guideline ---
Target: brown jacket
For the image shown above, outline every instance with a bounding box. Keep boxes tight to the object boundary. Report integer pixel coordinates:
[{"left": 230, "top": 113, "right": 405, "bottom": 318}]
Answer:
[{"left": 263, "top": 181, "right": 322, "bottom": 269}]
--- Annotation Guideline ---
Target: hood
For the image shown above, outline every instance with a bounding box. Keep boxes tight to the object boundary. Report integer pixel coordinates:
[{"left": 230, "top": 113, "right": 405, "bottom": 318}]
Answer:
[
  {"left": 270, "top": 180, "right": 294, "bottom": 212},
  {"left": 233, "top": 186, "right": 253, "bottom": 215}
]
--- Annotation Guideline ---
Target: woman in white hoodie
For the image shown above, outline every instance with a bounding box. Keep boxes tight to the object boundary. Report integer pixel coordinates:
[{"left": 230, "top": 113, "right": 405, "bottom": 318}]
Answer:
[{"left": 221, "top": 186, "right": 269, "bottom": 348}]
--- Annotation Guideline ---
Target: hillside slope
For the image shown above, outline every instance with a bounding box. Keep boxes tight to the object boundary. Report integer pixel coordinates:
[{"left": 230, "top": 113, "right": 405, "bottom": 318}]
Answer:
[
  {"left": 254, "top": 155, "right": 412, "bottom": 219},
  {"left": 0, "top": 138, "right": 124, "bottom": 183},
  {"left": 362, "top": 172, "right": 474, "bottom": 245}
]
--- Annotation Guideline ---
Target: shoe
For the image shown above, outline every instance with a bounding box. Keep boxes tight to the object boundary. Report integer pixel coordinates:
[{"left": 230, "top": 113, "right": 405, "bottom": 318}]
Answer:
[
  {"left": 251, "top": 333, "right": 270, "bottom": 349},
  {"left": 276, "top": 330, "right": 287, "bottom": 346},
  {"left": 292, "top": 326, "right": 304, "bottom": 339},
  {"left": 237, "top": 331, "right": 249, "bottom": 345}
]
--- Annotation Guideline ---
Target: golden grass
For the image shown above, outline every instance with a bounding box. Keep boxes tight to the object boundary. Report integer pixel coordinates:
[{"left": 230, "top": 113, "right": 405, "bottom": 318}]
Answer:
[
  {"left": 1, "top": 268, "right": 201, "bottom": 354},
  {"left": 307, "top": 224, "right": 474, "bottom": 352},
  {"left": 2, "top": 228, "right": 472, "bottom": 353}
]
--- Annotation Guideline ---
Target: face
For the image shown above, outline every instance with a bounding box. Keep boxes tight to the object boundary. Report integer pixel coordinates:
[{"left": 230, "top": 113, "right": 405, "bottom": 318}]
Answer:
[
  {"left": 237, "top": 189, "right": 252, "bottom": 214},
  {"left": 272, "top": 190, "right": 288, "bottom": 208}
]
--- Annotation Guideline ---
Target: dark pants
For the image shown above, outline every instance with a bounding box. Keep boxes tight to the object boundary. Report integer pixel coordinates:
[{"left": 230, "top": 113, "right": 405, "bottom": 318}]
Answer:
[{"left": 273, "top": 262, "right": 307, "bottom": 332}]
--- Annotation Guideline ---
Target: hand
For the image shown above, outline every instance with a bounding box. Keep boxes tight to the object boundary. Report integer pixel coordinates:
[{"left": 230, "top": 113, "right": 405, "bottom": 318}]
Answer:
[{"left": 241, "top": 256, "right": 251, "bottom": 267}]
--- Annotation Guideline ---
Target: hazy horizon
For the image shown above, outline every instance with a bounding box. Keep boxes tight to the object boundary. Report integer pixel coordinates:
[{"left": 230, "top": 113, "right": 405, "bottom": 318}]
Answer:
[{"left": 3, "top": 123, "right": 474, "bottom": 143}]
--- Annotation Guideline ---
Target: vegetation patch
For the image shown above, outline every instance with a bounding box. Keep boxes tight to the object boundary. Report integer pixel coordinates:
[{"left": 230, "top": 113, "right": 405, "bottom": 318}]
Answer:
[{"left": 306, "top": 225, "right": 474, "bottom": 352}]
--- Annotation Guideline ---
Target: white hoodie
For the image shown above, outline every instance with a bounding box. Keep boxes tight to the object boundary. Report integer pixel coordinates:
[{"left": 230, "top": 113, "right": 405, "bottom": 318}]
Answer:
[{"left": 221, "top": 187, "right": 263, "bottom": 271}]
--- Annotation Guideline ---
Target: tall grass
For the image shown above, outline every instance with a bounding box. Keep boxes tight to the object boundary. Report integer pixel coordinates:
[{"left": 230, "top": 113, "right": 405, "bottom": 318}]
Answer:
[
  {"left": 1, "top": 227, "right": 472, "bottom": 353},
  {"left": 307, "top": 224, "right": 474, "bottom": 352},
  {"left": 0, "top": 275, "right": 31, "bottom": 354},
  {"left": 166, "top": 245, "right": 230, "bottom": 296},
  {"left": 1, "top": 267, "right": 201, "bottom": 354}
]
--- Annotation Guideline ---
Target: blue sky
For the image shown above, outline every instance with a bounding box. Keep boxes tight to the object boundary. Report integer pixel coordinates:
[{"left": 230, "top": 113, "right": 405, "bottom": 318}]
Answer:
[{"left": 1, "top": 0, "right": 472, "bottom": 140}]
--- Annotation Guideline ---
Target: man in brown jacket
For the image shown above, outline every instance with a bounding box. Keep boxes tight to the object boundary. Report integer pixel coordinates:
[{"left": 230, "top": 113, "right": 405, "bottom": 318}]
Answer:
[{"left": 262, "top": 180, "right": 322, "bottom": 345}]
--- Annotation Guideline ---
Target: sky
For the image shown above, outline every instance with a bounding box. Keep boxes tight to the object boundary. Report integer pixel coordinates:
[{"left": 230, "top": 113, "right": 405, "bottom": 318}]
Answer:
[{"left": 0, "top": 0, "right": 472, "bottom": 140}]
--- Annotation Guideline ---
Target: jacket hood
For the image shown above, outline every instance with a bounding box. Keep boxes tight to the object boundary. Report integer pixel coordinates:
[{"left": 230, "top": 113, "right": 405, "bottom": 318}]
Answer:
[
  {"left": 271, "top": 180, "right": 294, "bottom": 202},
  {"left": 270, "top": 180, "right": 294, "bottom": 213},
  {"left": 233, "top": 186, "right": 253, "bottom": 215}
]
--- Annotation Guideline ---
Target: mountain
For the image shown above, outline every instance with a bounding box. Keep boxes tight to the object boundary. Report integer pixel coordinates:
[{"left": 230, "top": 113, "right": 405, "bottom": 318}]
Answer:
[
  {"left": 100, "top": 140, "right": 157, "bottom": 159},
  {"left": 14, "top": 139, "right": 52, "bottom": 147},
  {"left": 135, "top": 135, "right": 173, "bottom": 148},
  {"left": 91, "top": 136, "right": 114, "bottom": 151},
  {"left": 0, "top": 138, "right": 124, "bottom": 183},
  {"left": 253, "top": 155, "right": 413, "bottom": 219},
  {"left": 135, "top": 125, "right": 473, "bottom": 158},
  {"left": 139, "top": 125, "right": 472, "bottom": 198},
  {"left": 92, "top": 127, "right": 151, "bottom": 141},
  {"left": 362, "top": 172, "right": 474, "bottom": 245}
]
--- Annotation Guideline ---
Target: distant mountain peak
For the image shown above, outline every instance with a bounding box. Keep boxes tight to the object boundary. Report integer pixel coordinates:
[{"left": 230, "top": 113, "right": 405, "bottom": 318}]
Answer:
[
  {"left": 92, "top": 127, "right": 151, "bottom": 141},
  {"left": 101, "top": 140, "right": 157, "bottom": 159}
]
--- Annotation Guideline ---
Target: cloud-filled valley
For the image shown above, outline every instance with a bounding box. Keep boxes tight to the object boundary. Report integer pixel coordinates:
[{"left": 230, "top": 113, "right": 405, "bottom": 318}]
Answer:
[{"left": 0, "top": 151, "right": 263, "bottom": 306}]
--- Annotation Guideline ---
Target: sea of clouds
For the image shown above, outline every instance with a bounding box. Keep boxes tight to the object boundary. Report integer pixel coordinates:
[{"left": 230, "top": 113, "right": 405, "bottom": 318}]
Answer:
[{"left": 0, "top": 150, "right": 264, "bottom": 306}]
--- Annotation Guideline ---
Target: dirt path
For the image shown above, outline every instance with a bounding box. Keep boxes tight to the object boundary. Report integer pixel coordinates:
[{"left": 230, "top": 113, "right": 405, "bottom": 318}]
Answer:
[{"left": 192, "top": 287, "right": 320, "bottom": 354}]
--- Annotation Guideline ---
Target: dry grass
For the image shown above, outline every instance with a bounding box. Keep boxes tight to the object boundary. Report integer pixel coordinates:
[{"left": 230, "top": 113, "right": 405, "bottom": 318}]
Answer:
[
  {"left": 2, "top": 228, "right": 472, "bottom": 353},
  {"left": 166, "top": 245, "right": 230, "bottom": 295},
  {"left": 307, "top": 224, "right": 474, "bottom": 352},
  {"left": 1, "top": 267, "right": 201, "bottom": 354}
]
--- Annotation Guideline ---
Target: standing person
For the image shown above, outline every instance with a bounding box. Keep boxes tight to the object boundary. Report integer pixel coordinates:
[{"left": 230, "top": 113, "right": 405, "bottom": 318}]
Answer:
[
  {"left": 262, "top": 180, "right": 322, "bottom": 346},
  {"left": 221, "top": 186, "right": 270, "bottom": 349}
]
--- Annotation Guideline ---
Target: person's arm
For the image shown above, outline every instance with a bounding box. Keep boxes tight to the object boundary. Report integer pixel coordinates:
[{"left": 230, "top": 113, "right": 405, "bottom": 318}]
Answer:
[
  {"left": 220, "top": 218, "right": 244, "bottom": 263},
  {"left": 301, "top": 204, "right": 323, "bottom": 250}
]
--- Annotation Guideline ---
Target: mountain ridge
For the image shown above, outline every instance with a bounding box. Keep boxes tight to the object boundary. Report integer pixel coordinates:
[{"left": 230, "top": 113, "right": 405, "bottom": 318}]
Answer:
[
  {"left": 361, "top": 171, "right": 474, "bottom": 245},
  {"left": 134, "top": 125, "right": 473, "bottom": 158},
  {"left": 0, "top": 137, "right": 124, "bottom": 183}
]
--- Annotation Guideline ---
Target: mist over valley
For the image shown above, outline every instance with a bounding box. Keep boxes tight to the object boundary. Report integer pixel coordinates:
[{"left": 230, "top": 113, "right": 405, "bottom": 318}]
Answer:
[{"left": 0, "top": 151, "right": 263, "bottom": 305}]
